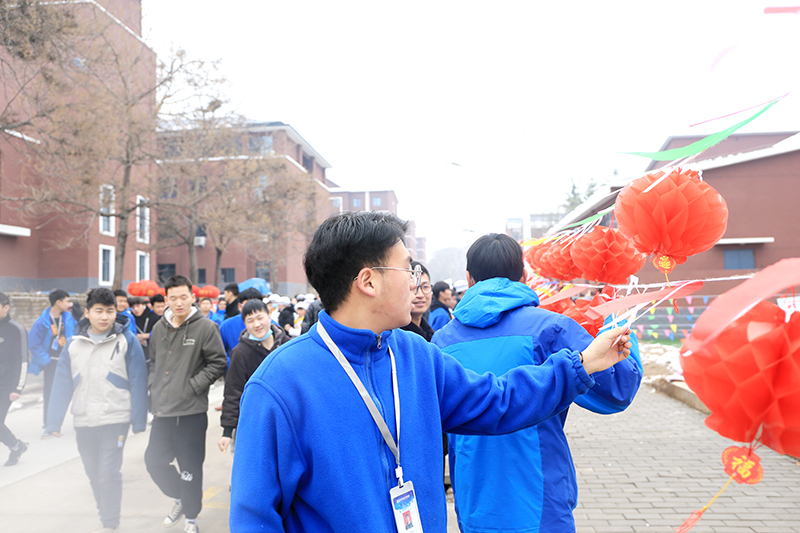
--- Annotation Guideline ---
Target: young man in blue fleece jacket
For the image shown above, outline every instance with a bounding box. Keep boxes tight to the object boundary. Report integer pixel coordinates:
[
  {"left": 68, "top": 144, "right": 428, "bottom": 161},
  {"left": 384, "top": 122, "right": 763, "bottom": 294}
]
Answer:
[
  {"left": 432, "top": 233, "right": 642, "bottom": 533},
  {"left": 230, "top": 211, "right": 633, "bottom": 533}
]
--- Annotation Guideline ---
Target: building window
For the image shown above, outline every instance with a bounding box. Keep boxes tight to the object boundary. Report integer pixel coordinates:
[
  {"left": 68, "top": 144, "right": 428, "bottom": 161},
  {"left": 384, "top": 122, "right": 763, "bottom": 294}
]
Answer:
[
  {"left": 352, "top": 198, "right": 362, "bottom": 208},
  {"left": 157, "top": 263, "right": 176, "bottom": 284},
  {"left": 99, "top": 185, "right": 115, "bottom": 236},
  {"left": 197, "top": 268, "right": 206, "bottom": 285},
  {"left": 331, "top": 197, "right": 341, "bottom": 208},
  {"left": 221, "top": 268, "right": 236, "bottom": 283},
  {"left": 99, "top": 245, "right": 115, "bottom": 286},
  {"left": 256, "top": 261, "right": 271, "bottom": 285},
  {"left": 136, "top": 251, "right": 150, "bottom": 282},
  {"left": 302, "top": 153, "right": 313, "bottom": 173},
  {"left": 249, "top": 134, "right": 273, "bottom": 155},
  {"left": 136, "top": 195, "right": 150, "bottom": 243},
  {"left": 724, "top": 248, "right": 755, "bottom": 270},
  {"left": 372, "top": 197, "right": 382, "bottom": 207}
]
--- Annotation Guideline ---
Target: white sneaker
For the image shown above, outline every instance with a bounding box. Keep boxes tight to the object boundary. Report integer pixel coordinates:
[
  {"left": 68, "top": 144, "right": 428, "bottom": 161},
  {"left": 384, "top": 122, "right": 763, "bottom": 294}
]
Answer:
[
  {"left": 163, "top": 501, "right": 184, "bottom": 527},
  {"left": 184, "top": 521, "right": 199, "bottom": 533}
]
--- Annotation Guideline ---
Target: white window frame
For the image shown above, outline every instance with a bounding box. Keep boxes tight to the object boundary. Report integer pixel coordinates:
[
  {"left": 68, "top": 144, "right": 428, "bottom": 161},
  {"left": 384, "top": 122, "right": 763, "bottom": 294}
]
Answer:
[
  {"left": 135, "top": 195, "right": 150, "bottom": 243},
  {"left": 99, "top": 185, "right": 115, "bottom": 237},
  {"left": 99, "top": 245, "right": 115, "bottom": 286},
  {"left": 136, "top": 251, "right": 150, "bottom": 282}
]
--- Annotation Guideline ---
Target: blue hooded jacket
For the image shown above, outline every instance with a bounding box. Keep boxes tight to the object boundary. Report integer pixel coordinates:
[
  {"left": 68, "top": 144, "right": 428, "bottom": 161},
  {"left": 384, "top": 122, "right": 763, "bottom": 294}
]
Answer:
[
  {"left": 230, "top": 310, "right": 598, "bottom": 532},
  {"left": 28, "top": 307, "right": 77, "bottom": 375},
  {"left": 432, "top": 278, "right": 641, "bottom": 533}
]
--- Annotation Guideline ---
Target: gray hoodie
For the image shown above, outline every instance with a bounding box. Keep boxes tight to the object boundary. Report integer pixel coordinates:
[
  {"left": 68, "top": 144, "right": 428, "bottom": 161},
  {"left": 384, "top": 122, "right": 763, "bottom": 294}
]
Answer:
[{"left": 148, "top": 307, "right": 226, "bottom": 417}]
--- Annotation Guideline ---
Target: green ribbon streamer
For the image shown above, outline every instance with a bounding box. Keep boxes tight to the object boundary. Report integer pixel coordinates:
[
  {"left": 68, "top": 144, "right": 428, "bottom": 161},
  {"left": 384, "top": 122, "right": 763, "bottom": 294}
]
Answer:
[
  {"left": 561, "top": 205, "right": 615, "bottom": 230},
  {"left": 624, "top": 98, "right": 782, "bottom": 161}
]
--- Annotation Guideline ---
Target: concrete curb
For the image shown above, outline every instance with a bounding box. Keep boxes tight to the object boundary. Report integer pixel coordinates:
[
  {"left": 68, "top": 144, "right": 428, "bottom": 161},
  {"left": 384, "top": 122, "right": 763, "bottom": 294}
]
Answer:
[{"left": 648, "top": 377, "right": 711, "bottom": 415}]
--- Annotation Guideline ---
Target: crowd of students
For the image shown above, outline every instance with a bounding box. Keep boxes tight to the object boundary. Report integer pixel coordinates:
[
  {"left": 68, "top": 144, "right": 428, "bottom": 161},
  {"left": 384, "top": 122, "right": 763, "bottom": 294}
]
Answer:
[{"left": 1, "top": 210, "right": 640, "bottom": 533}]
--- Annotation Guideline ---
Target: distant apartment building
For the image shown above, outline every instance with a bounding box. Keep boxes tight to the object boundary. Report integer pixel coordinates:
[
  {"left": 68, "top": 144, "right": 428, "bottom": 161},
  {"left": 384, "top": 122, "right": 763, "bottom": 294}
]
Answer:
[{"left": 505, "top": 212, "right": 564, "bottom": 241}]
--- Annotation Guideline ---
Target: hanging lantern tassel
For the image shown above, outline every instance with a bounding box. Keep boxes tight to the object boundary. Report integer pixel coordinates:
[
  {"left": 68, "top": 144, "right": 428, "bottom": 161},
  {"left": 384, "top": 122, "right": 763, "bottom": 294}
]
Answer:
[{"left": 675, "top": 446, "right": 763, "bottom": 532}]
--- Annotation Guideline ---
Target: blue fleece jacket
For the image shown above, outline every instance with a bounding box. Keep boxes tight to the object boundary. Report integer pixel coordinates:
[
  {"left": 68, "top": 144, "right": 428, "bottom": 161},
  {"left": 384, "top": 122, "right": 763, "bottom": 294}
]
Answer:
[
  {"left": 220, "top": 314, "right": 245, "bottom": 366},
  {"left": 432, "top": 278, "right": 642, "bottom": 533},
  {"left": 230, "top": 310, "right": 598, "bottom": 533},
  {"left": 28, "top": 307, "right": 77, "bottom": 375}
]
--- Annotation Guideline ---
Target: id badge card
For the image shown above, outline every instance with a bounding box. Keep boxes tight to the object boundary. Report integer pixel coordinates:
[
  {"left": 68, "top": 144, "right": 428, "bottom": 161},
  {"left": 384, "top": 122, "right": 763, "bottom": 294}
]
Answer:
[{"left": 390, "top": 481, "right": 424, "bottom": 533}]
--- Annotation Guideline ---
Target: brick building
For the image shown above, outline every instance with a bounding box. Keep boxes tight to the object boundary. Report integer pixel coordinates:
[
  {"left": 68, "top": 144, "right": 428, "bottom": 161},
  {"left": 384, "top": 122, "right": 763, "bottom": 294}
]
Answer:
[{"left": 0, "top": 0, "right": 155, "bottom": 293}]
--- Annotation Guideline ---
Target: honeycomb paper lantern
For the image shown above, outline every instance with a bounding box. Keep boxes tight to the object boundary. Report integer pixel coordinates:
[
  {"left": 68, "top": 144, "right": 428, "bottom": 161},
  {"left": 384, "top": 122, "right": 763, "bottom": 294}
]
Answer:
[
  {"left": 543, "top": 239, "right": 583, "bottom": 281},
  {"left": 570, "top": 226, "right": 646, "bottom": 285},
  {"left": 614, "top": 168, "right": 728, "bottom": 272}
]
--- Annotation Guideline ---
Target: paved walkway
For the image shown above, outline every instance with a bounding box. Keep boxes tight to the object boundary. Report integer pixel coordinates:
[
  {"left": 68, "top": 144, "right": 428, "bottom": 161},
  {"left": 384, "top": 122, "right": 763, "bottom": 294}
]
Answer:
[{"left": 566, "top": 387, "right": 800, "bottom": 533}]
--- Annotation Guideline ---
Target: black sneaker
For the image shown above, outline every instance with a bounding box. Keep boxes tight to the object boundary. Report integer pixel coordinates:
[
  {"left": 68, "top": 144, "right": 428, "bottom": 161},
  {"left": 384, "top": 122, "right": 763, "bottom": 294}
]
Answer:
[{"left": 4, "top": 441, "right": 28, "bottom": 466}]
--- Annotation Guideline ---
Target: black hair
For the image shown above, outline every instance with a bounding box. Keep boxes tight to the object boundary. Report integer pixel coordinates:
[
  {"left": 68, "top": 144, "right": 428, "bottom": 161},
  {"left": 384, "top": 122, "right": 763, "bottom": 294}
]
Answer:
[
  {"left": 411, "top": 261, "right": 430, "bottom": 280},
  {"left": 239, "top": 288, "right": 263, "bottom": 303},
  {"left": 224, "top": 283, "right": 239, "bottom": 296},
  {"left": 200, "top": 297, "right": 212, "bottom": 303},
  {"left": 466, "top": 233, "right": 525, "bottom": 283},
  {"left": 150, "top": 294, "right": 165, "bottom": 304},
  {"left": 86, "top": 288, "right": 116, "bottom": 309},
  {"left": 304, "top": 211, "right": 408, "bottom": 313},
  {"left": 70, "top": 301, "right": 83, "bottom": 322},
  {"left": 129, "top": 297, "right": 145, "bottom": 306},
  {"left": 242, "top": 299, "right": 268, "bottom": 319},
  {"left": 0, "top": 292, "right": 9, "bottom": 307},
  {"left": 49, "top": 289, "right": 69, "bottom": 306},
  {"left": 113, "top": 289, "right": 128, "bottom": 299},
  {"left": 164, "top": 275, "right": 193, "bottom": 295},
  {"left": 432, "top": 281, "right": 451, "bottom": 300}
]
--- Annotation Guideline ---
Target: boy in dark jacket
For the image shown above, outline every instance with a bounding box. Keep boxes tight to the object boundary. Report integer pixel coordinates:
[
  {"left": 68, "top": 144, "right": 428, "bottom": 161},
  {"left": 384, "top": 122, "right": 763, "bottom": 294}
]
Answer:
[
  {"left": 218, "top": 299, "right": 289, "bottom": 453},
  {"left": 46, "top": 288, "right": 148, "bottom": 532},
  {"left": 145, "top": 275, "right": 226, "bottom": 533},
  {"left": 0, "top": 292, "right": 29, "bottom": 466}
]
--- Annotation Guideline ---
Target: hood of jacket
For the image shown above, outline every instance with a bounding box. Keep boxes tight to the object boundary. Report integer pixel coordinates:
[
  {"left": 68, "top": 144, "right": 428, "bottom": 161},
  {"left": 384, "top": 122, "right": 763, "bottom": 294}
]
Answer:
[
  {"left": 453, "top": 277, "right": 539, "bottom": 329},
  {"left": 162, "top": 306, "right": 200, "bottom": 329}
]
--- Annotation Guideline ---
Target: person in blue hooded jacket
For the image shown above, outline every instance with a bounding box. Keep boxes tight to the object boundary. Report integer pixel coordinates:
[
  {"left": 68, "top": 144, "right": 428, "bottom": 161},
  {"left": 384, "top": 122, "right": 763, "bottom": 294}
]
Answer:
[
  {"left": 432, "top": 233, "right": 642, "bottom": 533},
  {"left": 229, "top": 211, "right": 633, "bottom": 533},
  {"left": 28, "top": 289, "right": 77, "bottom": 432}
]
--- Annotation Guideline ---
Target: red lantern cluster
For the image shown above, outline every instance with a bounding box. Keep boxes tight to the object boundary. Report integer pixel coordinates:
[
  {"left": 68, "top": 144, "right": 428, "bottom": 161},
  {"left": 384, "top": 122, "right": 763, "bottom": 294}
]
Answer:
[
  {"left": 682, "top": 301, "right": 800, "bottom": 457},
  {"left": 127, "top": 279, "right": 160, "bottom": 297},
  {"left": 543, "top": 239, "right": 583, "bottom": 281},
  {"left": 197, "top": 285, "right": 221, "bottom": 298},
  {"left": 570, "top": 226, "right": 646, "bottom": 285},
  {"left": 540, "top": 297, "right": 604, "bottom": 337},
  {"left": 614, "top": 167, "right": 728, "bottom": 272}
]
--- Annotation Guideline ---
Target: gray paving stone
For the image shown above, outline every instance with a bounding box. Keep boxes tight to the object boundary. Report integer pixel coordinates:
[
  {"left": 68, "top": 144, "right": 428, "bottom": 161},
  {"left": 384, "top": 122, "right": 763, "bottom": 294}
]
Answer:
[{"left": 566, "top": 386, "right": 800, "bottom": 533}]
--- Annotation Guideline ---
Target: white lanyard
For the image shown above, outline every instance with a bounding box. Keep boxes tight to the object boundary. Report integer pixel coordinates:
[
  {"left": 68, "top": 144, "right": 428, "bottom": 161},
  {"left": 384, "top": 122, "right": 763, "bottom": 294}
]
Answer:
[{"left": 316, "top": 322, "right": 405, "bottom": 486}]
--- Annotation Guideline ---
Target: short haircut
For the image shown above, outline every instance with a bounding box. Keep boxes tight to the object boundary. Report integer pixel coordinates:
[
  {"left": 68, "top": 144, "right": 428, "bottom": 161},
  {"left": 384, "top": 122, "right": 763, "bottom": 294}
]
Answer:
[
  {"left": 150, "top": 294, "right": 165, "bottom": 304},
  {"left": 129, "top": 297, "right": 146, "bottom": 306},
  {"left": 224, "top": 283, "right": 239, "bottom": 296},
  {"left": 432, "top": 281, "right": 451, "bottom": 300},
  {"left": 200, "top": 297, "right": 212, "bottom": 303},
  {"left": 113, "top": 289, "right": 128, "bottom": 299},
  {"left": 466, "top": 233, "right": 525, "bottom": 283},
  {"left": 49, "top": 289, "right": 69, "bottom": 306},
  {"left": 304, "top": 211, "right": 408, "bottom": 313},
  {"left": 164, "top": 275, "right": 193, "bottom": 295},
  {"left": 242, "top": 299, "right": 268, "bottom": 320},
  {"left": 0, "top": 292, "right": 9, "bottom": 307},
  {"left": 86, "top": 288, "right": 116, "bottom": 309},
  {"left": 238, "top": 288, "right": 264, "bottom": 303},
  {"left": 411, "top": 261, "right": 430, "bottom": 280}
]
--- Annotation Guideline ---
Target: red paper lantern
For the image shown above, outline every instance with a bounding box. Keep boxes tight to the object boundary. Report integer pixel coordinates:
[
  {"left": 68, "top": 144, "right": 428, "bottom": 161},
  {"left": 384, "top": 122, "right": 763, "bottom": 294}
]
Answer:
[
  {"left": 562, "top": 299, "right": 604, "bottom": 337},
  {"left": 192, "top": 285, "right": 200, "bottom": 297},
  {"left": 543, "top": 239, "right": 583, "bottom": 281},
  {"left": 156, "top": 287, "right": 166, "bottom": 296},
  {"left": 614, "top": 168, "right": 728, "bottom": 272},
  {"left": 682, "top": 302, "right": 800, "bottom": 456},
  {"left": 126, "top": 281, "right": 142, "bottom": 296},
  {"left": 570, "top": 226, "right": 646, "bottom": 285},
  {"left": 201, "top": 285, "right": 220, "bottom": 299},
  {"left": 533, "top": 241, "right": 562, "bottom": 280},
  {"left": 143, "top": 280, "right": 159, "bottom": 297}
]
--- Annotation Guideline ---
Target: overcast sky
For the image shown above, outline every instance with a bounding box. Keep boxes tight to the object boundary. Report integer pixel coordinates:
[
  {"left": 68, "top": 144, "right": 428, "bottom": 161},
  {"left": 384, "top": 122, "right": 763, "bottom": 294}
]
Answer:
[{"left": 141, "top": 1, "right": 800, "bottom": 254}]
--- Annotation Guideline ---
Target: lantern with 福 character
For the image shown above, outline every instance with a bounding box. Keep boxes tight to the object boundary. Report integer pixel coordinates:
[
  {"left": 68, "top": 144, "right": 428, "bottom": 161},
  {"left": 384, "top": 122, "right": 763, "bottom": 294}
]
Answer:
[{"left": 614, "top": 167, "right": 728, "bottom": 274}]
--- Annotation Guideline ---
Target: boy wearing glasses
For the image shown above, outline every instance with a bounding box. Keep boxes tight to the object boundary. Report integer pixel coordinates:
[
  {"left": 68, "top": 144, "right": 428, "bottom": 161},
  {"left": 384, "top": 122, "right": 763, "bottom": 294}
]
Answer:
[
  {"left": 145, "top": 275, "right": 226, "bottom": 533},
  {"left": 230, "top": 211, "right": 633, "bottom": 533}
]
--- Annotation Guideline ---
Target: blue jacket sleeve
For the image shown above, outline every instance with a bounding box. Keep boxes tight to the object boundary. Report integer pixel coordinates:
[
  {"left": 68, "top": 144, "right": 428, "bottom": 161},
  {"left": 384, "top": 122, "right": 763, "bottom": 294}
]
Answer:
[
  {"left": 551, "top": 315, "right": 642, "bottom": 415},
  {"left": 124, "top": 331, "right": 149, "bottom": 432},
  {"left": 45, "top": 342, "right": 76, "bottom": 433},
  {"left": 230, "top": 380, "right": 306, "bottom": 532},
  {"left": 438, "top": 347, "right": 595, "bottom": 435},
  {"left": 28, "top": 317, "right": 51, "bottom": 374}
]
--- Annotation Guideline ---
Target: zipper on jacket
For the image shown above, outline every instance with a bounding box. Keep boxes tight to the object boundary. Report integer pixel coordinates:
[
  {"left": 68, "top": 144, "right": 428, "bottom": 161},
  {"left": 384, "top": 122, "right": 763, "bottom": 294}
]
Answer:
[
  {"left": 377, "top": 333, "right": 382, "bottom": 349},
  {"left": 363, "top": 342, "right": 393, "bottom": 490}
]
